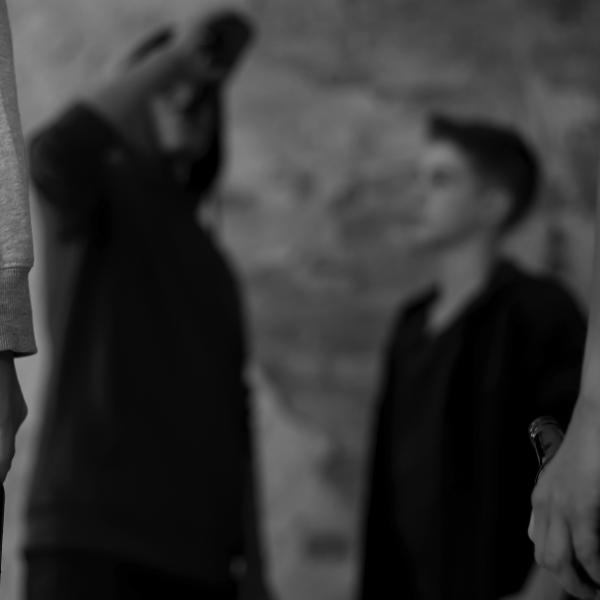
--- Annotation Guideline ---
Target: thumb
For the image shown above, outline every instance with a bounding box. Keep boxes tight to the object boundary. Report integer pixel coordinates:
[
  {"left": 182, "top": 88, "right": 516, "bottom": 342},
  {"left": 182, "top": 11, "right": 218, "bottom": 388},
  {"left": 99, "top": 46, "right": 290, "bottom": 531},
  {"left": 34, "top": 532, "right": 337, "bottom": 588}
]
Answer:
[
  {"left": 529, "top": 512, "right": 535, "bottom": 542},
  {"left": 10, "top": 371, "right": 27, "bottom": 432},
  {"left": 0, "top": 425, "right": 15, "bottom": 483}
]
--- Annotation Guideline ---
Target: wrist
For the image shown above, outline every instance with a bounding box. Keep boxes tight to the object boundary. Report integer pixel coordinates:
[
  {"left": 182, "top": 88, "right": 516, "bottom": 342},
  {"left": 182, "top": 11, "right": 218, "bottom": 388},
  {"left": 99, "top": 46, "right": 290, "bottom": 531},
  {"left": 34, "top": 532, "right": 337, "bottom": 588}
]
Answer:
[{"left": 568, "top": 394, "right": 600, "bottom": 438}]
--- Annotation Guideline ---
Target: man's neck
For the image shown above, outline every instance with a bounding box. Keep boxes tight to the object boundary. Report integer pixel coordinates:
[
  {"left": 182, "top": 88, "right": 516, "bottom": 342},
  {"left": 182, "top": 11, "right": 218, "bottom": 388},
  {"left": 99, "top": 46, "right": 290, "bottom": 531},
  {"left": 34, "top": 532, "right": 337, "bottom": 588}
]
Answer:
[{"left": 428, "top": 238, "right": 496, "bottom": 334}]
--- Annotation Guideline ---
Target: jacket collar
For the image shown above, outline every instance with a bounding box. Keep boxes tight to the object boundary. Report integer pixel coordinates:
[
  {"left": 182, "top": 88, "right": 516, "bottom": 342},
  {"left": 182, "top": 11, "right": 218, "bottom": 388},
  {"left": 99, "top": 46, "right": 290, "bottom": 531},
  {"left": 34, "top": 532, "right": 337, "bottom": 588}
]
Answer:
[{"left": 410, "top": 258, "right": 526, "bottom": 323}]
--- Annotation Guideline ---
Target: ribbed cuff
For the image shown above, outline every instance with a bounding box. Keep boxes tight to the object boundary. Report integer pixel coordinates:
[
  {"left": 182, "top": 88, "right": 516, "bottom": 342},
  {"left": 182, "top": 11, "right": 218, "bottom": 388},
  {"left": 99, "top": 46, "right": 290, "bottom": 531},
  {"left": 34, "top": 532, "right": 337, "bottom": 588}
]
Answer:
[{"left": 0, "top": 266, "right": 36, "bottom": 356}]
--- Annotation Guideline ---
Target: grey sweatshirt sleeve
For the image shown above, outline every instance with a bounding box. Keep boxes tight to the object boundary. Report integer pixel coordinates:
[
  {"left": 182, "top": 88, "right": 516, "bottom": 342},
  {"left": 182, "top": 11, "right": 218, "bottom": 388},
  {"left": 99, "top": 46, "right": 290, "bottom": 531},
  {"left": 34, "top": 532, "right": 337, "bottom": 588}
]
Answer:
[{"left": 0, "top": 1, "right": 35, "bottom": 355}]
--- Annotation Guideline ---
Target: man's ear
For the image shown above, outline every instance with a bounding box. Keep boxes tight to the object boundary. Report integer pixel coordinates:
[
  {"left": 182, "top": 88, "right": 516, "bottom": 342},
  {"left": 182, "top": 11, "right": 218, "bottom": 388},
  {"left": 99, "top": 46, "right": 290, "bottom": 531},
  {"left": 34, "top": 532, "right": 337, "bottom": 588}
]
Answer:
[{"left": 482, "top": 187, "right": 511, "bottom": 230}]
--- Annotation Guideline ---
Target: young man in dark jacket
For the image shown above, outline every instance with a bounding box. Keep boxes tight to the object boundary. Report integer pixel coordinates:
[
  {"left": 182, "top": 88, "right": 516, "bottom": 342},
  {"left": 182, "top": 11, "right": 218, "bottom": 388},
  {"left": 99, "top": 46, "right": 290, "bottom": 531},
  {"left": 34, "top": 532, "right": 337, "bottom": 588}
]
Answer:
[
  {"left": 359, "top": 115, "right": 585, "bottom": 600},
  {"left": 24, "top": 10, "right": 270, "bottom": 600}
]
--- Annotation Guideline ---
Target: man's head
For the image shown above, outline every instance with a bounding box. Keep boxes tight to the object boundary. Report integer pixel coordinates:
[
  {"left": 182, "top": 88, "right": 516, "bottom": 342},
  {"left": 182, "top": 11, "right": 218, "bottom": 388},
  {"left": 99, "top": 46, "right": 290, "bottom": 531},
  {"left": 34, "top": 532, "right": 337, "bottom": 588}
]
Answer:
[
  {"left": 411, "top": 114, "right": 540, "bottom": 249},
  {"left": 123, "top": 24, "right": 221, "bottom": 204},
  {"left": 124, "top": 10, "right": 254, "bottom": 201}
]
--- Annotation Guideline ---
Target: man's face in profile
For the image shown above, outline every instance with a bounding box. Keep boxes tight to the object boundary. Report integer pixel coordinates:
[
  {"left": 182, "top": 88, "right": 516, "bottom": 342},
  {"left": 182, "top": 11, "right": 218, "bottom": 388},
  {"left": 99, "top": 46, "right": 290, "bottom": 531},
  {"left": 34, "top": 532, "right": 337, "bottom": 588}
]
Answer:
[{"left": 410, "top": 140, "right": 489, "bottom": 248}]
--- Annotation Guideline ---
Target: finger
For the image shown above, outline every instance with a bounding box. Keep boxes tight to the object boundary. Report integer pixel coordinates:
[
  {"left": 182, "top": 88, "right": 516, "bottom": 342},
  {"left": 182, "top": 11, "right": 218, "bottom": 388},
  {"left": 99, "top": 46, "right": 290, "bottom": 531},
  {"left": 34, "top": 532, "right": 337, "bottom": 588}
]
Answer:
[
  {"left": 10, "top": 376, "right": 27, "bottom": 432},
  {"left": 528, "top": 512, "right": 535, "bottom": 542},
  {"left": 0, "top": 452, "right": 13, "bottom": 483},
  {"left": 542, "top": 518, "right": 596, "bottom": 598},
  {"left": 573, "top": 518, "right": 600, "bottom": 587},
  {"left": 556, "top": 562, "right": 598, "bottom": 600},
  {"left": 531, "top": 500, "right": 549, "bottom": 566},
  {"left": 544, "top": 516, "right": 572, "bottom": 571},
  {"left": 0, "top": 425, "right": 15, "bottom": 483}
]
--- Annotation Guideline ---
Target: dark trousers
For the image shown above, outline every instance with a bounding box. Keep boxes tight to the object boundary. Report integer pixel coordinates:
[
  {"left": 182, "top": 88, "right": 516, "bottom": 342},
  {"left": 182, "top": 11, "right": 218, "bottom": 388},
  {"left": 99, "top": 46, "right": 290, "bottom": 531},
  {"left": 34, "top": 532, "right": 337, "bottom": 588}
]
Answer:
[{"left": 25, "top": 549, "right": 238, "bottom": 600}]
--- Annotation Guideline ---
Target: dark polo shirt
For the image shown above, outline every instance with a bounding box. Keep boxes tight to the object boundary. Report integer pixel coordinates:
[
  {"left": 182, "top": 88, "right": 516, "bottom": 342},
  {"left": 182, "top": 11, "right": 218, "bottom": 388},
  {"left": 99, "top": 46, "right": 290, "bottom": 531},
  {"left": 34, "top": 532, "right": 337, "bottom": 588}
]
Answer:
[{"left": 26, "top": 104, "right": 251, "bottom": 586}]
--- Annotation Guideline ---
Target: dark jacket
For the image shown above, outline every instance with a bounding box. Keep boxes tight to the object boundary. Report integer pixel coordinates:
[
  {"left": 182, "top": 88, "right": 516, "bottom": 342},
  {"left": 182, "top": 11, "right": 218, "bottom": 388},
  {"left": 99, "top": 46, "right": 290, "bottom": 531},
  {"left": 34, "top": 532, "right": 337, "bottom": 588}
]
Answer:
[{"left": 359, "top": 261, "right": 586, "bottom": 600}]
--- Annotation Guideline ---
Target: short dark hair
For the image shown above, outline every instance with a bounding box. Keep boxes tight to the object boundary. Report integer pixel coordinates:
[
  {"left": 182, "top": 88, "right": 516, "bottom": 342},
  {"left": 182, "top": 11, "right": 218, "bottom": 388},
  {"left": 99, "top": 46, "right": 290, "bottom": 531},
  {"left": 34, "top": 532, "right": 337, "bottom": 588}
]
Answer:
[{"left": 428, "top": 114, "right": 540, "bottom": 231}]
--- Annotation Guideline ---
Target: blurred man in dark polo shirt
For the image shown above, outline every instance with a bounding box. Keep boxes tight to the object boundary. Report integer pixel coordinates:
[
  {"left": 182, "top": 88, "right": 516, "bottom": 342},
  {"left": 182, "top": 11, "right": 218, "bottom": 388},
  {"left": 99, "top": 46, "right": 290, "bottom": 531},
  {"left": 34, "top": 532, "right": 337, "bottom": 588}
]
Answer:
[{"left": 24, "top": 9, "right": 270, "bottom": 600}]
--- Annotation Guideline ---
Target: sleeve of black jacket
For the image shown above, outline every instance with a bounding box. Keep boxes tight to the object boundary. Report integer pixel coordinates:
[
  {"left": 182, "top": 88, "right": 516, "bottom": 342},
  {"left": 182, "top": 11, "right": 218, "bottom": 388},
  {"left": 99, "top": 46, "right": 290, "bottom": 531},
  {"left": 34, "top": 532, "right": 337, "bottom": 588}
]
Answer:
[
  {"left": 358, "top": 317, "right": 414, "bottom": 600},
  {"left": 517, "top": 278, "right": 586, "bottom": 429}
]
